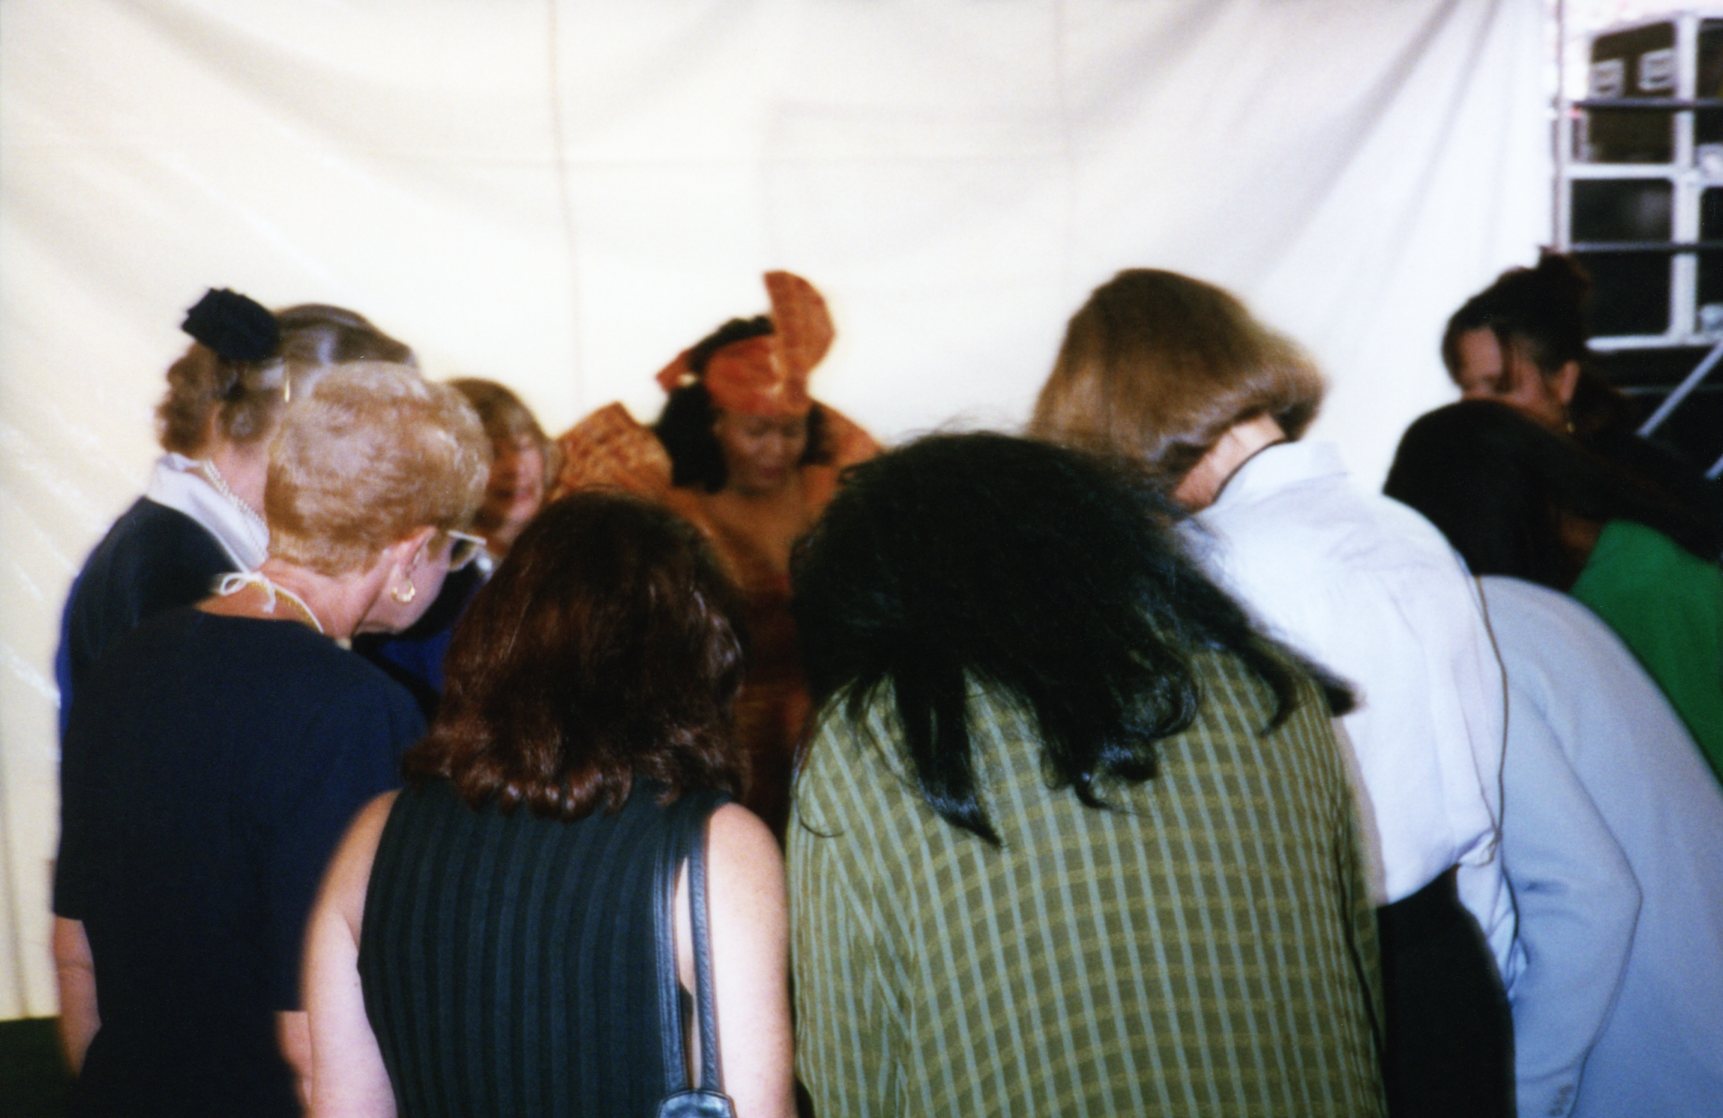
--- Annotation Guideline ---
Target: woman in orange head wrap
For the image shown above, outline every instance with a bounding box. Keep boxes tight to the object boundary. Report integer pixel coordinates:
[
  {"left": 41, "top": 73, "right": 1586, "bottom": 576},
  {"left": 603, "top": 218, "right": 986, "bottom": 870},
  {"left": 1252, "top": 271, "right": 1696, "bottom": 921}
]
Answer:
[{"left": 553, "top": 272, "right": 878, "bottom": 835}]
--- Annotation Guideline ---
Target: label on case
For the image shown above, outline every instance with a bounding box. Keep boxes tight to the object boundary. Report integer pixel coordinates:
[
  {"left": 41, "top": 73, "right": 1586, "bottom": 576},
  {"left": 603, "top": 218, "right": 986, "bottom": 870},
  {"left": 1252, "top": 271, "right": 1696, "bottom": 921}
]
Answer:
[
  {"left": 1638, "top": 47, "right": 1676, "bottom": 92},
  {"left": 1591, "top": 58, "right": 1626, "bottom": 98}
]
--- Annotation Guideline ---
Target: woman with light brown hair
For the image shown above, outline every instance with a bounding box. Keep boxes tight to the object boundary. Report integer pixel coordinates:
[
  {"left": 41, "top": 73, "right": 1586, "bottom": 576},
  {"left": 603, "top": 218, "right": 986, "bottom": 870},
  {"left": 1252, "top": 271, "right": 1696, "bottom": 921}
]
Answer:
[
  {"left": 446, "top": 377, "right": 557, "bottom": 563},
  {"left": 1031, "top": 268, "right": 1515, "bottom": 1118},
  {"left": 56, "top": 289, "right": 416, "bottom": 724},
  {"left": 53, "top": 362, "right": 488, "bottom": 1117},
  {"left": 1033, "top": 267, "right": 1324, "bottom": 495}
]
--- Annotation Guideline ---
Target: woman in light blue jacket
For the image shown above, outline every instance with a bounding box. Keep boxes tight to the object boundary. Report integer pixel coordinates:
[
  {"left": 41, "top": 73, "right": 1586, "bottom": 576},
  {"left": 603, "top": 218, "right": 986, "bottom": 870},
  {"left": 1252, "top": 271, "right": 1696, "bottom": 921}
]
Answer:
[{"left": 1468, "top": 577, "right": 1723, "bottom": 1118}]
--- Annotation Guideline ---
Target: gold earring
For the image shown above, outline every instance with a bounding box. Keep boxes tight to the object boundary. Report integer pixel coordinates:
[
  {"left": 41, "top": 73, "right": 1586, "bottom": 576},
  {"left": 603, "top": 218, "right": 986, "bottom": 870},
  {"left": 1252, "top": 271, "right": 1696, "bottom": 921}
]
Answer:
[{"left": 390, "top": 581, "right": 417, "bottom": 605}]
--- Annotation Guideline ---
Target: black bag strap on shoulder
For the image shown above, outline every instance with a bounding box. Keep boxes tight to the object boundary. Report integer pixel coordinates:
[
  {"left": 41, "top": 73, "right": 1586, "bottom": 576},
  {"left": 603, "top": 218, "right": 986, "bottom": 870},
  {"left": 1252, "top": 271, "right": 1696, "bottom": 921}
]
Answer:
[
  {"left": 655, "top": 792, "right": 737, "bottom": 1118},
  {"left": 689, "top": 809, "right": 725, "bottom": 1093}
]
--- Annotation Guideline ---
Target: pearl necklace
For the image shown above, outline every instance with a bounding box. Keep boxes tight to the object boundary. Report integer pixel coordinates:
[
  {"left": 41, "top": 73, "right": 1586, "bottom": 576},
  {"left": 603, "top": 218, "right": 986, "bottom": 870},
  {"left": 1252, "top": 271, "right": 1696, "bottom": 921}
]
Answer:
[
  {"left": 216, "top": 571, "right": 326, "bottom": 635},
  {"left": 200, "top": 460, "right": 270, "bottom": 557}
]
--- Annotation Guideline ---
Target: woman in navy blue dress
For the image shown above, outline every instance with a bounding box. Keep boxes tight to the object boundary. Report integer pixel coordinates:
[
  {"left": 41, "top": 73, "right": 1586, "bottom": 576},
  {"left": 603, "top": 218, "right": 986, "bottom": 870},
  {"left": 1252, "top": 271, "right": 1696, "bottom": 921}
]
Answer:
[
  {"left": 57, "top": 288, "right": 415, "bottom": 727},
  {"left": 53, "top": 362, "right": 488, "bottom": 1117}
]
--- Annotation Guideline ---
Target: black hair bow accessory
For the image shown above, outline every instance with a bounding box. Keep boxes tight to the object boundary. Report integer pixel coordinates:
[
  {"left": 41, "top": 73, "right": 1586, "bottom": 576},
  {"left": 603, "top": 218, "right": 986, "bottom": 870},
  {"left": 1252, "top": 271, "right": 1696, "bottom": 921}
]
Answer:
[{"left": 182, "top": 288, "right": 280, "bottom": 361}]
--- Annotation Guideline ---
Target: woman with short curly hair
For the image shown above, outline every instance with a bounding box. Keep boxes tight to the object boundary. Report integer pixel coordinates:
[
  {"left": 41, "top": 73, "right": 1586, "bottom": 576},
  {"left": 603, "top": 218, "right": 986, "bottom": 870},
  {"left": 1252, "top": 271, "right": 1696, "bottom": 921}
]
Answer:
[{"left": 354, "top": 376, "right": 560, "bottom": 715}]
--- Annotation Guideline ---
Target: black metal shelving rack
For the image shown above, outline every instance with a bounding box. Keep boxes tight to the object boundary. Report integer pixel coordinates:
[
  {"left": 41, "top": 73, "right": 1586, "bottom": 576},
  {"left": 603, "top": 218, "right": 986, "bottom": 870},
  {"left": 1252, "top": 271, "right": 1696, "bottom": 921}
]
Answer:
[{"left": 1559, "top": 11, "right": 1723, "bottom": 479}]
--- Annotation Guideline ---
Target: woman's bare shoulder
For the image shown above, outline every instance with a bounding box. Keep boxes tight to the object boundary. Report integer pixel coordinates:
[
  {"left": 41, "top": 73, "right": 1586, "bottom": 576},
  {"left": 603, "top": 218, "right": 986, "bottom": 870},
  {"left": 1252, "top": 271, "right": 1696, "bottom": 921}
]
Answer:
[
  {"left": 323, "top": 790, "right": 401, "bottom": 931},
  {"left": 708, "top": 801, "right": 784, "bottom": 879}
]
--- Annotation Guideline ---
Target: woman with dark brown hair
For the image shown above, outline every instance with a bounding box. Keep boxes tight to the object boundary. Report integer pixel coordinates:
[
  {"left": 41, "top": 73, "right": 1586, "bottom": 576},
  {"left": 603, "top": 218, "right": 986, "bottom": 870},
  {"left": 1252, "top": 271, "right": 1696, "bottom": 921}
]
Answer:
[{"left": 303, "top": 493, "right": 793, "bottom": 1118}]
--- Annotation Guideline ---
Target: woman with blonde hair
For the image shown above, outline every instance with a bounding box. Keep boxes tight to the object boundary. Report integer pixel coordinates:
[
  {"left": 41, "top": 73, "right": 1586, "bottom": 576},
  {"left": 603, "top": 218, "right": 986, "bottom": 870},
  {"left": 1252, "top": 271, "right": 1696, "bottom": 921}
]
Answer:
[
  {"left": 445, "top": 377, "right": 557, "bottom": 563},
  {"left": 53, "top": 362, "right": 487, "bottom": 1117},
  {"left": 357, "top": 377, "right": 558, "bottom": 713},
  {"left": 56, "top": 288, "right": 415, "bottom": 723},
  {"left": 1032, "top": 268, "right": 1514, "bottom": 1118}
]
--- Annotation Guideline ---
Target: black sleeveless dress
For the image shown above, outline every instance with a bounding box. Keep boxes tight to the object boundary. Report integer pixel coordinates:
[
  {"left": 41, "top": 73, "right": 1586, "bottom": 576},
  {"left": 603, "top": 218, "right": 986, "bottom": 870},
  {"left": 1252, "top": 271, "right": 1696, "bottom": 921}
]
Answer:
[{"left": 358, "top": 777, "right": 725, "bottom": 1117}]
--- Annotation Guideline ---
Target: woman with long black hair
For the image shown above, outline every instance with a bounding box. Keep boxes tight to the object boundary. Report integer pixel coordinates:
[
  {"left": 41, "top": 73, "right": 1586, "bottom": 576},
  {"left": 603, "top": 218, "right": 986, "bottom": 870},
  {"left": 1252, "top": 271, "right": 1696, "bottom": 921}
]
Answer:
[
  {"left": 1385, "top": 398, "right": 1723, "bottom": 785},
  {"left": 789, "top": 432, "right": 1382, "bottom": 1117},
  {"left": 1385, "top": 399, "right": 1723, "bottom": 1117}
]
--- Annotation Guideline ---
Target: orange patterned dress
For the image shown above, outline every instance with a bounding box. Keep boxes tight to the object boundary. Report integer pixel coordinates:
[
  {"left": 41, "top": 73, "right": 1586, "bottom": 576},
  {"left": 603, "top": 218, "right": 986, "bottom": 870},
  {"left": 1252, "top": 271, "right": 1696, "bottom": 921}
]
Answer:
[{"left": 553, "top": 403, "right": 877, "bottom": 835}]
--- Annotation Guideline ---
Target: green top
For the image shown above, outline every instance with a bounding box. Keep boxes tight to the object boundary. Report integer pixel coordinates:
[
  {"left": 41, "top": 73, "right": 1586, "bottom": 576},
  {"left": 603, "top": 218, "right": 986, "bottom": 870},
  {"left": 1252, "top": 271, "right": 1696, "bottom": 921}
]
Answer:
[
  {"left": 788, "top": 653, "right": 1386, "bottom": 1118},
  {"left": 1571, "top": 519, "right": 1723, "bottom": 784}
]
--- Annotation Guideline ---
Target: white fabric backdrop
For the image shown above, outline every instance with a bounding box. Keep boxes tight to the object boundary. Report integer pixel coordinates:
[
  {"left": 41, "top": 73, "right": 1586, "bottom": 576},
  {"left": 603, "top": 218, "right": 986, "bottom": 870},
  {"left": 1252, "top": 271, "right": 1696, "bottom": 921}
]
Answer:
[{"left": 0, "top": 0, "right": 1547, "bottom": 1019}]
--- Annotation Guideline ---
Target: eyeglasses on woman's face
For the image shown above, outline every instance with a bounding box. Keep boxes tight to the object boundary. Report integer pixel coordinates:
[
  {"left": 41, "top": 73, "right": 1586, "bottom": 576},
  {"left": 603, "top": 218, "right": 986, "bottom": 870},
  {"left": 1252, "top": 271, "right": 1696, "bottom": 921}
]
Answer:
[{"left": 445, "top": 530, "right": 488, "bottom": 572}]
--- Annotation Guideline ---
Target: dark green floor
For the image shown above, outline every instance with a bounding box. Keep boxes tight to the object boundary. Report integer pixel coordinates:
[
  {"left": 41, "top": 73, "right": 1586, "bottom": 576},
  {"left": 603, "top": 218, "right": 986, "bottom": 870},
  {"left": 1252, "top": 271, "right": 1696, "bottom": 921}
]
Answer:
[{"left": 0, "top": 1018, "right": 70, "bottom": 1117}]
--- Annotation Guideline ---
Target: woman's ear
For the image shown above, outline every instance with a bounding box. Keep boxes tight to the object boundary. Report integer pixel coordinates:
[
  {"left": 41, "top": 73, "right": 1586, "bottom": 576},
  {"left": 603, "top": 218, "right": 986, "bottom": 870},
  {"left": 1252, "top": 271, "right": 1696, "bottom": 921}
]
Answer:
[
  {"left": 1552, "top": 360, "right": 1582, "bottom": 407},
  {"left": 385, "top": 525, "right": 439, "bottom": 572}
]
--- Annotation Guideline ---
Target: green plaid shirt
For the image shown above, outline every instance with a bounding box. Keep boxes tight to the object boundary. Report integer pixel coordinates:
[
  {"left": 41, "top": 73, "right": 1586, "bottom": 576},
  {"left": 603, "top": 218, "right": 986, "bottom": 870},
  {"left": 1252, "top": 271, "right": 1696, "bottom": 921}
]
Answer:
[{"left": 789, "top": 653, "right": 1385, "bottom": 1117}]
